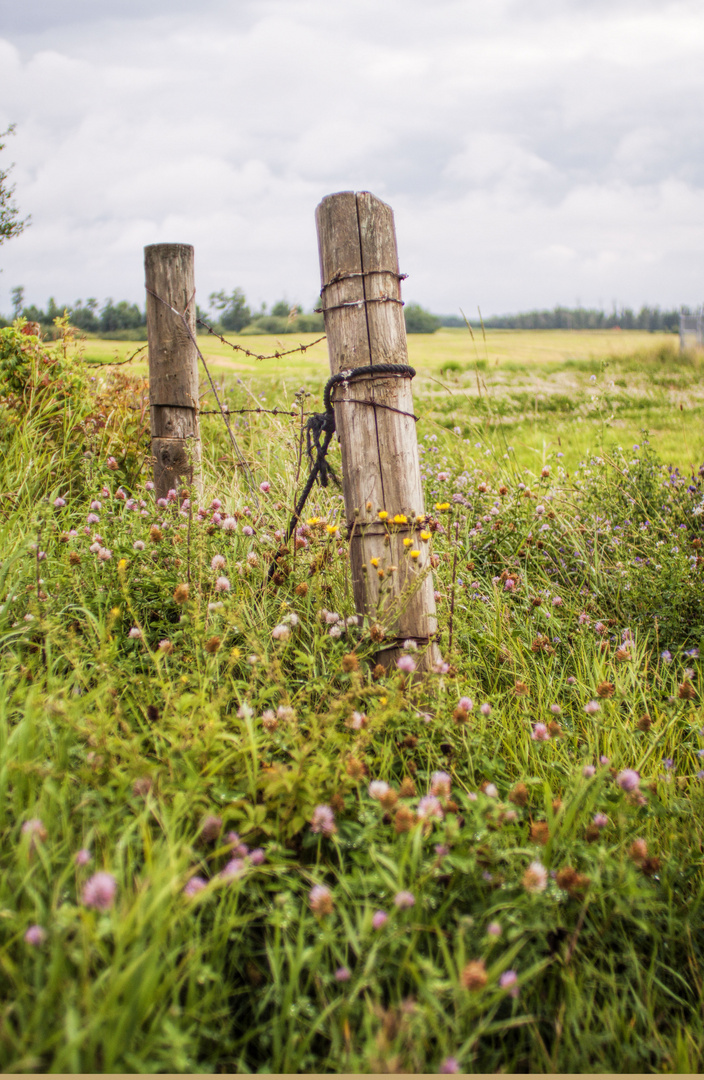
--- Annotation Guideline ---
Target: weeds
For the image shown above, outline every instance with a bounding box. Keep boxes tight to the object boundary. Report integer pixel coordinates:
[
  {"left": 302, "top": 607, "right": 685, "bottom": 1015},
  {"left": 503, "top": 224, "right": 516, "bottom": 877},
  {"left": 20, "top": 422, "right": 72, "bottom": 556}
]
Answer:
[{"left": 0, "top": 325, "right": 703, "bottom": 1071}]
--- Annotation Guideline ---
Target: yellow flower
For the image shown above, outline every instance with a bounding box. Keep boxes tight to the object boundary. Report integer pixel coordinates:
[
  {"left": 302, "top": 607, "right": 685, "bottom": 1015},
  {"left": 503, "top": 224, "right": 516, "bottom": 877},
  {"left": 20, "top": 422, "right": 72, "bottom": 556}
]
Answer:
[
  {"left": 378, "top": 510, "right": 389, "bottom": 521},
  {"left": 370, "top": 557, "right": 380, "bottom": 567},
  {"left": 409, "top": 550, "right": 421, "bottom": 560},
  {"left": 118, "top": 558, "right": 128, "bottom": 570},
  {"left": 403, "top": 538, "right": 412, "bottom": 547},
  {"left": 393, "top": 514, "right": 407, "bottom": 524},
  {"left": 435, "top": 502, "right": 451, "bottom": 511},
  {"left": 326, "top": 524, "right": 338, "bottom": 535},
  {"left": 420, "top": 530, "right": 431, "bottom": 541},
  {"left": 110, "top": 606, "right": 121, "bottom": 618},
  {"left": 307, "top": 517, "right": 320, "bottom": 525}
]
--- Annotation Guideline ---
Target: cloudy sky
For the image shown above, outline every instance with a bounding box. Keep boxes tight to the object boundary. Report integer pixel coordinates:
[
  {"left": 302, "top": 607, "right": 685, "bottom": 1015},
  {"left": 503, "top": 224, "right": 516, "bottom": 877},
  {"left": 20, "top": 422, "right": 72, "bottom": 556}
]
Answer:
[{"left": 0, "top": 0, "right": 702, "bottom": 318}]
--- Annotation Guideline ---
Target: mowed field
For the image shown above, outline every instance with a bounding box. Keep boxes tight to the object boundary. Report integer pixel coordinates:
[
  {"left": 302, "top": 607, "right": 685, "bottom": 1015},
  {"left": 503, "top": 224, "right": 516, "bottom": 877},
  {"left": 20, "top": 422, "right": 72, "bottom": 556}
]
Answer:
[{"left": 81, "top": 328, "right": 704, "bottom": 475}]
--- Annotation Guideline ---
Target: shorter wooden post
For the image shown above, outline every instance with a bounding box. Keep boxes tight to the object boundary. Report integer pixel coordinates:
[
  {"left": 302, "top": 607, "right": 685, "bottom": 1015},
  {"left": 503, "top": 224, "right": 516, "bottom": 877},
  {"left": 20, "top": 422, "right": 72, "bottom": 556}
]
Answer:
[{"left": 145, "top": 243, "right": 201, "bottom": 498}]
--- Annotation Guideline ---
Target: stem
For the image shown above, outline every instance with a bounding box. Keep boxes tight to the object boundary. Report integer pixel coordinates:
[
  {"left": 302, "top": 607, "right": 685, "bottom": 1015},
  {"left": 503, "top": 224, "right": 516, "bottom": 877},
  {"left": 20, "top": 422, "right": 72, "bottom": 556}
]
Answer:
[{"left": 447, "top": 515, "right": 460, "bottom": 655}]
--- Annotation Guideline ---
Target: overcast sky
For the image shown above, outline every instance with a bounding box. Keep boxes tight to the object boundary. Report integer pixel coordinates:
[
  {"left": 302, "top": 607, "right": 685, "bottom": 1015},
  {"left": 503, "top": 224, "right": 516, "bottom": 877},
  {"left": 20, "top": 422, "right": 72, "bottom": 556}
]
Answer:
[{"left": 0, "top": 0, "right": 702, "bottom": 317}]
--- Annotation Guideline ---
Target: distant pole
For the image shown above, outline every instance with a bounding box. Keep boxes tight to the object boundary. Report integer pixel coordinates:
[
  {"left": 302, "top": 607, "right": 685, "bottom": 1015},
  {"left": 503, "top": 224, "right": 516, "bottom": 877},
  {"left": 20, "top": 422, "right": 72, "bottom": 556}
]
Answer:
[
  {"left": 144, "top": 244, "right": 201, "bottom": 499},
  {"left": 315, "top": 191, "right": 441, "bottom": 671}
]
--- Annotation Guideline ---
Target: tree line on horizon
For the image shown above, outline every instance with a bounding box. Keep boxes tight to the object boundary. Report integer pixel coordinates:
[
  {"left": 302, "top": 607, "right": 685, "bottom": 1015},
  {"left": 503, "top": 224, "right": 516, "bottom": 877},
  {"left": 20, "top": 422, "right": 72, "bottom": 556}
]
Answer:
[{"left": 0, "top": 285, "right": 691, "bottom": 338}]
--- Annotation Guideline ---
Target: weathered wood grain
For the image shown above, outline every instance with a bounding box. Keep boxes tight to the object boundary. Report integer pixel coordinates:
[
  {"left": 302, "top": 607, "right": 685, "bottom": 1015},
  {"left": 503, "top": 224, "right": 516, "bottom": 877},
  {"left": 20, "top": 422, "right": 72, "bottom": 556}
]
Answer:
[
  {"left": 315, "top": 192, "right": 441, "bottom": 671},
  {"left": 144, "top": 244, "right": 201, "bottom": 498}
]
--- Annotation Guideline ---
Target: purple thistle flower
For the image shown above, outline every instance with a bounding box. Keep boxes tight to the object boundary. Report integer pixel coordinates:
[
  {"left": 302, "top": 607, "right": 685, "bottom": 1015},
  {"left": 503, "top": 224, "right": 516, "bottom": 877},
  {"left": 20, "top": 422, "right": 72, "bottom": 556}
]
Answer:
[
  {"left": 82, "top": 871, "right": 117, "bottom": 910},
  {"left": 499, "top": 969, "right": 519, "bottom": 997},
  {"left": 393, "top": 890, "right": 415, "bottom": 909},
  {"left": 584, "top": 700, "right": 600, "bottom": 715},
  {"left": 74, "top": 848, "right": 91, "bottom": 866},
  {"left": 531, "top": 723, "right": 550, "bottom": 741},
  {"left": 616, "top": 769, "right": 640, "bottom": 792},
  {"left": 183, "top": 876, "right": 208, "bottom": 897},
  {"left": 24, "top": 925, "right": 46, "bottom": 945},
  {"left": 439, "top": 1057, "right": 460, "bottom": 1074},
  {"left": 582, "top": 765, "right": 596, "bottom": 778},
  {"left": 334, "top": 965, "right": 351, "bottom": 982},
  {"left": 372, "top": 910, "right": 388, "bottom": 929},
  {"left": 480, "top": 702, "right": 492, "bottom": 716},
  {"left": 310, "top": 804, "right": 336, "bottom": 835},
  {"left": 396, "top": 654, "right": 416, "bottom": 674},
  {"left": 458, "top": 696, "right": 474, "bottom": 711}
]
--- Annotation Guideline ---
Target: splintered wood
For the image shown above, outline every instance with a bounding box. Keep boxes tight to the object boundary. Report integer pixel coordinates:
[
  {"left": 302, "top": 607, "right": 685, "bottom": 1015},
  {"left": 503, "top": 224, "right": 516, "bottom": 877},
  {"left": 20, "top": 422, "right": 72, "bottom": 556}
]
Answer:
[
  {"left": 315, "top": 191, "right": 441, "bottom": 671},
  {"left": 145, "top": 243, "right": 201, "bottom": 498}
]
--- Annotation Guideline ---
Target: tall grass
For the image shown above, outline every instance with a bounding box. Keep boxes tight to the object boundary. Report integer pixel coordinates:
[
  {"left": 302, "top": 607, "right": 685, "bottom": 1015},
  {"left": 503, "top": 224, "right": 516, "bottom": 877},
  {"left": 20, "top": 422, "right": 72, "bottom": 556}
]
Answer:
[{"left": 1, "top": 324, "right": 703, "bottom": 1072}]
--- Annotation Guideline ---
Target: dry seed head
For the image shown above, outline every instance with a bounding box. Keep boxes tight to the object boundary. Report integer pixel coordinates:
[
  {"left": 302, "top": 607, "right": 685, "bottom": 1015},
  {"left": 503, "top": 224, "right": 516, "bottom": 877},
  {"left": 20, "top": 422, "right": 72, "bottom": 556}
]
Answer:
[
  {"left": 596, "top": 681, "right": 615, "bottom": 698},
  {"left": 394, "top": 805, "right": 415, "bottom": 833},
  {"left": 204, "top": 636, "right": 221, "bottom": 655},
  {"left": 460, "top": 960, "right": 488, "bottom": 991},
  {"left": 530, "top": 821, "right": 550, "bottom": 845},
  {"left": 341, "top": 652, "right": 359, "bottom": 673},
  {"left": 173, "top": 583, "right": 189, "bottom": 604},
  {"left": 508, "top": 782, "right": 529, "bottom": 807},
  {"left": 345, "top": 757, "right": 367, "bottom": 780},
  {"left": 399, "top": 777, "right": 416, "bottom": 798},
  {"left": 295, "top": 582, "right": 308, "bottom": 596},
  {"left": 149, "top": 525, "right": 163, "bottom": 542}
]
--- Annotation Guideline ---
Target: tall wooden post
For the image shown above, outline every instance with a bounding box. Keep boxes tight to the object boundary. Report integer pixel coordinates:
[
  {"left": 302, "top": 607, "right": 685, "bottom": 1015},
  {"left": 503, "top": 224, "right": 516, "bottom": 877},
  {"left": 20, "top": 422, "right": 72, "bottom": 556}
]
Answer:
[
  {"left": 315, "top": 191, "right": 441, "bottom": 671},
  {"left": 145, "top": 243, "right": 201, "bottom": 499}
]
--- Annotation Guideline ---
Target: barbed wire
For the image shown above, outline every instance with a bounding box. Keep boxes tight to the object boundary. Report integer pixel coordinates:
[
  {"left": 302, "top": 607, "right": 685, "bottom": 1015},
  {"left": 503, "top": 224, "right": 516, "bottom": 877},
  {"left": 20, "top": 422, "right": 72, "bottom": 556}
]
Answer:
[{"left": 196, "top": 318, "right": 326, "bottom": 360}]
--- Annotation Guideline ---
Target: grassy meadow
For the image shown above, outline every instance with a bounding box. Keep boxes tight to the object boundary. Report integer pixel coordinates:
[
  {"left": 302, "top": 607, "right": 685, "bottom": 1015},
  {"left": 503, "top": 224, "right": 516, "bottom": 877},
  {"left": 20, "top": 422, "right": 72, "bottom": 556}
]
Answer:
[{"left": 1, "top": 320, "right": 704, "bottom": 1072}]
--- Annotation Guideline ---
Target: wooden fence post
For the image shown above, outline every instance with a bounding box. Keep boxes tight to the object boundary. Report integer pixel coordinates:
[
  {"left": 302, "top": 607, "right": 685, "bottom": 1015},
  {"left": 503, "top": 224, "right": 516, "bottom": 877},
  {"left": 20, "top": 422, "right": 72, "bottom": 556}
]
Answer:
[
  {"left": 144, "top": 243, "right": 201, "bottom": 499},
  {"left": 315, "top": 191, "right": 441, "bottom": 671}
]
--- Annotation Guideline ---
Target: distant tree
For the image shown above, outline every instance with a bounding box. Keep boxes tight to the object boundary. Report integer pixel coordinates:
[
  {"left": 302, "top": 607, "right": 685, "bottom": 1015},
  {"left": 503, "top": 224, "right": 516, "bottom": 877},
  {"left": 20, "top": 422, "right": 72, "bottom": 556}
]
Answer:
[
  {"left": 69, "top": 299, "right": 100, "bottom": 333},
  {"left": 0, "top": 126, "right": 30, "bottom": 251},
  {"left": 209, "top": 288, "right": 251, "bottom": 332},
  {"left": 99, "top": 299, "right": 145, "bottom": 332},
  {"left": 404, "top": 303, "right": 440, "bottom": 334},
  {"left": 11, "top": 285, "right": 24, "bottom": 318},
  {"left": 271, "top": 300, "right": 292, "bottom": 318}
]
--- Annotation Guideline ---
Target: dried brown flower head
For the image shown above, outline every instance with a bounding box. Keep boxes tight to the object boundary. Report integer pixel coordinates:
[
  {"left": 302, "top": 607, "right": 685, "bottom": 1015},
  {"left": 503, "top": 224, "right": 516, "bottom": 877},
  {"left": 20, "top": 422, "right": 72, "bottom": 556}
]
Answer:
[
  {"left": 173, "top": 583, "right": 189, "bottom": 604},
  {"left": 204, "top": 636, "right": 221, "bottom": 654},
  {"left": 341, "top": 652, "right": 359, "bottom": 673},
  {"left": 629, "top": 838, "right": 648, "bottom": 864},
  {"left": 615, "top": 646, "right": 632, "bottom": 662},
  {"left": 69, "top": 551, "right": 81, "bottom": 566},
  {"left": 149, "top": 525, "right": 163, "bottom": 542},
  {"left": 460, "top": 960, "right": 487, "bottom": 991},
  {"left": 399, "top": 777, "right": 416, "bottom": 798},
  {"left": 294, "top": 582, "right": 309, "bottom": 596},
  {"left": 636, "top": 713, "right": 653, "bottom": 732},
  {"left": 394, "top": 806, "right": 415, "bottom": 833},
  {"left": 530, "top": 821, "right": 550, "bottom": 845},
  {"left": 678, "top": 680, "right": 696, "bottom": 700},
  {"left": 345, "top": 757, "right": 367, "bottom": 781},
  {"left": 514, "top": 681, "right": 529, "bottom": 697},
  {"left": 596, "top": 681, "right": 615, "bottom": 698},
  {"left": 508, "top": 782, "right": 529, "bottom": 807}
]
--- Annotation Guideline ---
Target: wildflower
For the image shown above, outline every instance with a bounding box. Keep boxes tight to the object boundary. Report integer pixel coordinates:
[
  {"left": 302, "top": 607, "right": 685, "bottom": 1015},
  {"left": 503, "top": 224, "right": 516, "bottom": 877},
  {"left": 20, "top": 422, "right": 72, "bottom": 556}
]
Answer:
[
  {"left": 566, "top": 675, "right": 576, "bottom": 685},
  {"left": 396, "top": 654, "right": 416, "bottom": 674},
  {"left": 531, "top": 723, "right": 550, "bottom": 742},
  {"left": 599, "top": 755, "right": 610, "bottom": 765},
  {"left": 487, "top": 920, "right": 502, "bottom": 938},
  {"left": 54, "top": 497, "right": 66, "bottom": 508},
  {"left": 328, "top": 624, "right": 342, "bottom": 638},
  {"left": 409, "top": 549, "right": 420, "bottom": 560},
  {"left": 173, "top": 583, "right": 189, "bottom": 604},
  {"left": 75, "top": 848, "right": 92, "bottom": 866},
  {"left": 584, "top": 700, "right": 600, "bottom": 715},
  {"left": 420, "top": 530, "right": 431, "bottom": 541},
  {"left": 393, "top": 890, "right": 415, "bottom": 909},
  {"left": 200, "top": 815, "right": 222, "bottom": 842},
  {"left": 629, "top": 838, "right": 648, "bottom": 864},
  {"left": 616, "top": 769, "right": 640, "bottom": 792},
  {"left": 582, "top": 765, "right": 596, "bottom": 778},
  {"left": 346, "top": 710, "right": 367, "bottom": 731},
  {"left": 460, "top": 959, "right": 487, "bottom": 990},
  {"left": 214, "top": 576, "right": 230, "bottom": 593},
  {"left": 593, "top": 813, "right": 608, "bottom": 828},
  {"left": 439, "top": 1058, "right": 460, "bottom": 1074},
  {"left": 21, "top": 819, "right": 47, "bottom": 845},
  {"left": 158, "top": 639, "right": 173, "bottom": 654},
  {"left": 483, "top": 782, "right": 498, "bottom": 798},
  {"left": 514, "top": 681, "right": 529, "bottom": 696},
  {"left": 272, "top": 624, "right": 290, "bottom": 642},
  {"left": 508, "top": 782, "right": 529, "bottom": 807},
  {"left": 522, "top": 860, "right": 548, "bottom": 893},
  {"left": 220, "top": 858, "right": 245, "bottom": 882},
  {"left": 480, "top": 702, "right": 492, "bottom": 716},
  {"left": 97, "top": 547, "right": 112, "bottom": 561},
  {"left": 435, "top": 502, "right": 451, "bottom": 511},
  {"left": 24, "top": 925, "right": 46, "bottom": 945},
  {"left": 106, "top": 456, "right": 118, "bottom": 470},
  {"left": 183, "top": 876, "right": 208, "bottom": 897},
  {"left": 499, "top": 970, "right": 520, "bottom": 997},
  {"left": 221, "top": 516, "right": 237, "bottom": 532},
  {"left": 430, "top": 770, "right": 451, "bottom": 797},
  {"left": 259, "top": 481, "right": 270, "bottom": 493},
  {"left": 458, "top": 696, "right": 473, "bottom": 712},
  {"left": 368, "top": 780, "right": 390, "bottom": 801},
  {"left": 127, "top": 627, "right": 142, "bottom": 640},
  {"left": 310, "top": 805, "right": 336, "bottom": 835},
  {"left": 82, "top": 871, "right": 117, "bottom": 911},
  {"left": 249, "top": 848, "right": 265, "bottom": 865},
  {"left": 211, "top": 554, "right": 226, "bottom": 571},
  {"left": 133, "top": 540, "right": 145, "bottom": 551},
  {"left": 309, "top": 884, "right": 334, "bottom": 917},
  {"left": 417, "top": 795, "right": 443, "bottom": 820},
  {"left": 552, "top": 596, "right": 563, "bottom": 607},
  {"left": 334, "top": 965, "right": 351, "bottom": 982}
]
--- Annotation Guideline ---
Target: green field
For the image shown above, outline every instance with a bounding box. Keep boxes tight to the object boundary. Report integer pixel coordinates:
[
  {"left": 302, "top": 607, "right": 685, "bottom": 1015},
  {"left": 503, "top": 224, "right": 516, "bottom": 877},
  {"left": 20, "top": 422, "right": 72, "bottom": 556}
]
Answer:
[
  {"left": 83, "top": 327, "right": 703, "bottom": 474},
  {"left": 2, "top": 322, "right": 704, "bottom": 1072}
]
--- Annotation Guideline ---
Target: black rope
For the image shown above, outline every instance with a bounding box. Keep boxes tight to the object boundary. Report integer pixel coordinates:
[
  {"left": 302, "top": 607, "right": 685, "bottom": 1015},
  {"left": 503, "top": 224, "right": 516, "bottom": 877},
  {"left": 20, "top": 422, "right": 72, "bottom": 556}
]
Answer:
[{"left": 267, "top": 363, "right": 416, "bottom": 581}]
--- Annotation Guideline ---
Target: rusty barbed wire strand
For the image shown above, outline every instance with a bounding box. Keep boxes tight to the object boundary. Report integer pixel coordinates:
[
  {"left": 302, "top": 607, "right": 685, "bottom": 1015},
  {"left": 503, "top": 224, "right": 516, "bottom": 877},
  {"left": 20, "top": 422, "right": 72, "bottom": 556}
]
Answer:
[
  {"left": 196, "top": 318, "right": 326, "bottom": 360},
  {"left": 145, "top": 286, "right": 260, "bottom": 504}
]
